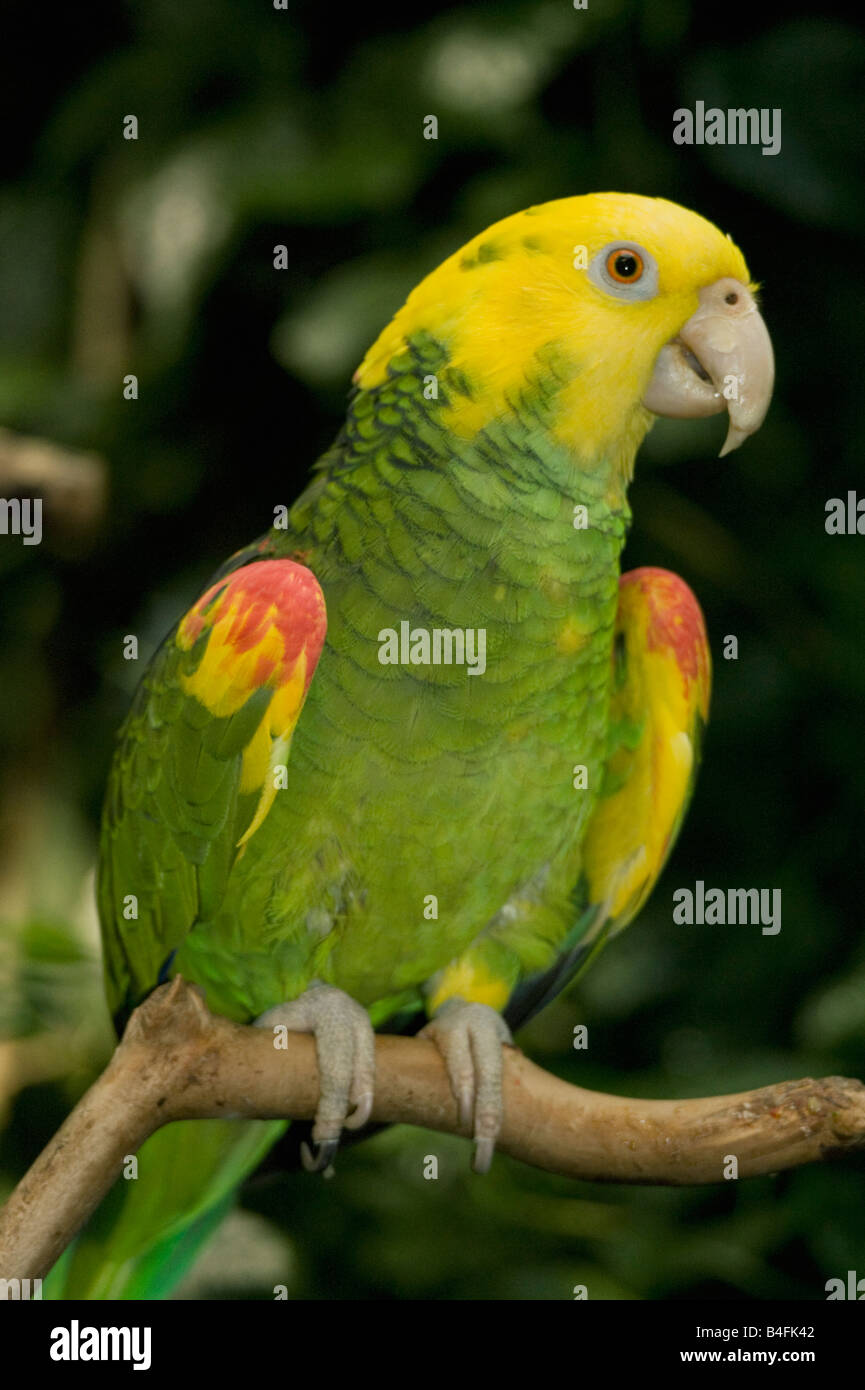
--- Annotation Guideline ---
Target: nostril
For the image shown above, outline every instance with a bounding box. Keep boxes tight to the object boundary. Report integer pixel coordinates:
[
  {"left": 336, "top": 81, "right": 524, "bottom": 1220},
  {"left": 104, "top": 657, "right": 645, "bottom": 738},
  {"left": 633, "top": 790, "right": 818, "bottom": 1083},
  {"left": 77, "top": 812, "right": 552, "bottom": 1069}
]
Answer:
[{"left": 725, "top": 292, "right": 739, "bottom": 305}]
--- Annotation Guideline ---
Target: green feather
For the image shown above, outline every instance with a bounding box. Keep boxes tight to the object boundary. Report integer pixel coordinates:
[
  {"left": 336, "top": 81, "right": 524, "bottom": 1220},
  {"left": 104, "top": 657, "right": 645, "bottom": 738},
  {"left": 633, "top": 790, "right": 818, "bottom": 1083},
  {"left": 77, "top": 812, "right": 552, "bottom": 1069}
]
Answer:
[{"left": 59, "top": 322, "right": 635, "bottom": 1296}]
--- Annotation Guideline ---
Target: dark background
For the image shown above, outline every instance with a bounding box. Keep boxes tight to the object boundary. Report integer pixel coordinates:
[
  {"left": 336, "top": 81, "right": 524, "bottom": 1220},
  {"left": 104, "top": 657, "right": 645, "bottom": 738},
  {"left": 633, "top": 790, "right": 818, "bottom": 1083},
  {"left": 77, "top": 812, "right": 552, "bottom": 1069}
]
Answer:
[{"left": 1, "top": 0, "right": 864, "bottom": 1300}]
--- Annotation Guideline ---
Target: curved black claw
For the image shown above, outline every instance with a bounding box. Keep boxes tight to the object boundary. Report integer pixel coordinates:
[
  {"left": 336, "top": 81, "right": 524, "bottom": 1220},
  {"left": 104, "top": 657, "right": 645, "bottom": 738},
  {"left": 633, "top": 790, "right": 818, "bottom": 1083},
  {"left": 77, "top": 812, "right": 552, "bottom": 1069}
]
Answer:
[{"left": 300, "top": 1137, "right": 340, "bottom": 1174}]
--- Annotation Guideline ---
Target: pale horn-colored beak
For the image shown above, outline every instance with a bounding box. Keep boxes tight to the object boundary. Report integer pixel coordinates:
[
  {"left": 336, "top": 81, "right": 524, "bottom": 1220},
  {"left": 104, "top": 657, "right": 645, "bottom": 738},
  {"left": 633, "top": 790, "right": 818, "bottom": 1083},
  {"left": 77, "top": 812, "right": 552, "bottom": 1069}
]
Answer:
[{"left": 642, "top": 278, "right": 774, "bottom": 456}]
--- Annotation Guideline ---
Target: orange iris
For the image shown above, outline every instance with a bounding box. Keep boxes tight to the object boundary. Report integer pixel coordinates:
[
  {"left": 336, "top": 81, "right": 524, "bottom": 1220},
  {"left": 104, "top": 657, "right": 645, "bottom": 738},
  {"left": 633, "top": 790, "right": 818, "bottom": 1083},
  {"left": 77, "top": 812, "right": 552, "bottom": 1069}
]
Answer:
[{"left": 606, "top": 249, "right": 644, "bottom": 283}]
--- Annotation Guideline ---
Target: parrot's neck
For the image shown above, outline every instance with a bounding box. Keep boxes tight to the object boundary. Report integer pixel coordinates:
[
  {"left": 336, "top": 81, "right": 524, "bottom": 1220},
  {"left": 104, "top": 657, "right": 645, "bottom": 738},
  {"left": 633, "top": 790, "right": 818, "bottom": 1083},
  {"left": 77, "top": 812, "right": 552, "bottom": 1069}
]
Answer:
[
  {"left": 336, "top": 333, "right": 639, "bottom": 521},
  {"left": 293, "top": 334, "right": 634, "bottom": 626}
]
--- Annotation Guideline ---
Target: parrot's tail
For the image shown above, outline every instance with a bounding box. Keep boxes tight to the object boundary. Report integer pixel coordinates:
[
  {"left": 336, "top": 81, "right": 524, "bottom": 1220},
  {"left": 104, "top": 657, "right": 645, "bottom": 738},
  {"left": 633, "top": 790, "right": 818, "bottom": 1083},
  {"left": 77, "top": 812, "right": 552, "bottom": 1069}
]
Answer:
[{"left": 42, "top": 1116, "right": 286, "bottom": 1300}]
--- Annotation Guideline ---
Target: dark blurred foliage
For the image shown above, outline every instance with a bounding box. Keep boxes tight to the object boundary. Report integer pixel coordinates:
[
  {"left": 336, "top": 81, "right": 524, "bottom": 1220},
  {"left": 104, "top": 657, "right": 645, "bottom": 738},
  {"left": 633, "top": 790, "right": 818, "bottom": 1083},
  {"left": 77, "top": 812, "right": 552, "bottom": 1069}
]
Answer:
[{"left": 1, "top": 0, "right": 864, "bottom": 1300}]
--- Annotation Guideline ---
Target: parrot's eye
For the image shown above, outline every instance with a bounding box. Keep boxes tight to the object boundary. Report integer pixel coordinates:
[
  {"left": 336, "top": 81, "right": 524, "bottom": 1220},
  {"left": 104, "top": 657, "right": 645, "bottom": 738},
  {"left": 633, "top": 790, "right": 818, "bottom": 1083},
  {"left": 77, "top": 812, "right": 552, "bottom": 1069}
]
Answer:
[
  {"left": 587, "top": 241, "right": 659, "bottom": 301},
  {"left": 607, "top": 249, "right": 643, "bottom": 283}
]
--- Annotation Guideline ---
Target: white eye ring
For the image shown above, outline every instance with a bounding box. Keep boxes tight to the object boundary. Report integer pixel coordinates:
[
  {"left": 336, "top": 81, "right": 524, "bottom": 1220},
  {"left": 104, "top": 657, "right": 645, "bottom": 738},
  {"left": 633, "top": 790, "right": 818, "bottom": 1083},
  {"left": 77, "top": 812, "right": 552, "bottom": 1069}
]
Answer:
[{"left": 587, "top": 242, "right": 659, "bottom": 302}]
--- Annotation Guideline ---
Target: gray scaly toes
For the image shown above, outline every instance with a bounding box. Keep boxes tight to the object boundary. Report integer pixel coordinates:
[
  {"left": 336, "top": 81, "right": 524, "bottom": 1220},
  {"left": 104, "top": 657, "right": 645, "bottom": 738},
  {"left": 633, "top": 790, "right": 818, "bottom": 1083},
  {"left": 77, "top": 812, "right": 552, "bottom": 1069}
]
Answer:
[
  {"left": 421, "top": 997, "right": 513, "bottom": 1174},
  {"left": 255, "top": 983, "right": 375, "bottom": 1173}
]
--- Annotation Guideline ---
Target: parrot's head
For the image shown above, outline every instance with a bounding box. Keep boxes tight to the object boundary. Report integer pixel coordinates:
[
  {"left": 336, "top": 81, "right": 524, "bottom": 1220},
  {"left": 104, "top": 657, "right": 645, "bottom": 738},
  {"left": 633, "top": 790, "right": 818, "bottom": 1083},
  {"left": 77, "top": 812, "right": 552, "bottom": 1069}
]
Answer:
[{"left": 355, "top": 192, "right": 774, "bottom": 477}]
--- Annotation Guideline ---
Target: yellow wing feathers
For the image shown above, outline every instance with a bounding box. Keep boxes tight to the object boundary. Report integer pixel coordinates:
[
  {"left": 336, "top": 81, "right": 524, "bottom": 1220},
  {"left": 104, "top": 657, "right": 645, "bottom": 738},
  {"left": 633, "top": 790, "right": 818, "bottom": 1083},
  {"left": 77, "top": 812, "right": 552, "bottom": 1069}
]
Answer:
[{"left": 582, "top": 566, "right": 710, "bottom": 931}]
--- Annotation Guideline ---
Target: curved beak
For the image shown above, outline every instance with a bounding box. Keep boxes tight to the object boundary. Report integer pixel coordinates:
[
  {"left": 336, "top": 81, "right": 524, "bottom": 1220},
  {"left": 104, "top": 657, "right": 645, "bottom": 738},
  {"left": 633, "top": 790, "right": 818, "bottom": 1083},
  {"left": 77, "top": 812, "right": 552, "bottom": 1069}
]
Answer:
[{"left": 642, "top": 278, "right": 774, "bottom": 457}]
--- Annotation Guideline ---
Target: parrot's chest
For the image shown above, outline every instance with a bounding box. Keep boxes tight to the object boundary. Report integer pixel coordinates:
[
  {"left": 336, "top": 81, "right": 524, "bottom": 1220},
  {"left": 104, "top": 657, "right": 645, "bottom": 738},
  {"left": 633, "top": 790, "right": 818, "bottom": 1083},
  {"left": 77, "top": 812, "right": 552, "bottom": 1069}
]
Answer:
[
  {"left": 196, "top": 491, "right": 628, "bottom": 1012},
  {"left": 235, "top": 571, "right": 619, "bottom": 1003}
]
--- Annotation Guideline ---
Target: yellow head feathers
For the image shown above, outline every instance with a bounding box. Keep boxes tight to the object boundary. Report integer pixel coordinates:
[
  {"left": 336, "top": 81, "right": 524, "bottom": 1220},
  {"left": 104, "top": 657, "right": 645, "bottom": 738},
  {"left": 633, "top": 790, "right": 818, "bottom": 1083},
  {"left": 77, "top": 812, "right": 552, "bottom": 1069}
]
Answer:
[{"left": 354, "top": 193, "right": 762, "bottom": 470}]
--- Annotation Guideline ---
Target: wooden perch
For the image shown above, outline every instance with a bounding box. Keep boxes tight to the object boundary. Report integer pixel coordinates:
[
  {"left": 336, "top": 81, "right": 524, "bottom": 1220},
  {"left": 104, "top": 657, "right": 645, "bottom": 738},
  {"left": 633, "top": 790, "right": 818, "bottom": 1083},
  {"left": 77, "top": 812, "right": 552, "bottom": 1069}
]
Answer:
[{"left": 1, "top": 976, "right": 864, "bottom": 1285}]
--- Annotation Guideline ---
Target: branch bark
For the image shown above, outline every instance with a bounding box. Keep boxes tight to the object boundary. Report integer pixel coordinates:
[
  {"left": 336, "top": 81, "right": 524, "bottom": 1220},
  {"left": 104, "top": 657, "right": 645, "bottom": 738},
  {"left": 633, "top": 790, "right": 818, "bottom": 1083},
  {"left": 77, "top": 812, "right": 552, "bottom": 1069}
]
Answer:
[{"left": 1, "top": 976, "right": 863, "bottom": 1285}]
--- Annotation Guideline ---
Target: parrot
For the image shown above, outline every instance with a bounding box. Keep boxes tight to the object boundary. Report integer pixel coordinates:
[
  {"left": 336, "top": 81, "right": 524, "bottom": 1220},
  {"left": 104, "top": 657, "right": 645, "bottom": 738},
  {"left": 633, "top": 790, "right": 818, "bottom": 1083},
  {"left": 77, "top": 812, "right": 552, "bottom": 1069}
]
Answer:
[{"left": 44, "top": 192, "right": 773, "bottom": 1299}]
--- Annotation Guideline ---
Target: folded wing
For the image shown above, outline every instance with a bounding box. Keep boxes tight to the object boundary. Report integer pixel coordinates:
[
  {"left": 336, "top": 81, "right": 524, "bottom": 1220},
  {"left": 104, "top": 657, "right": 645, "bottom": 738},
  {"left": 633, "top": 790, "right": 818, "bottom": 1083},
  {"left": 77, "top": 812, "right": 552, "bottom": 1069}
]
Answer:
[
  {"left": 505, "top": 566, "right": 711, "bottom": 1030},
  {"left": 99, "top": 558, "right": 327, "bottom": 1030}
]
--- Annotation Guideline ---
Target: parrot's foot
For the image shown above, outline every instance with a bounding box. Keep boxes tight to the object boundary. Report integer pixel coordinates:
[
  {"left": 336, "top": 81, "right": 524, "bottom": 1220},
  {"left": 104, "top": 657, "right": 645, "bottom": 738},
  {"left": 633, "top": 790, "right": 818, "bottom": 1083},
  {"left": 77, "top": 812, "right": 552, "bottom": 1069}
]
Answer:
[
  {"left": 254, "top": 983, "right": 375, "bottom": 1174},
  {"left": 420, "top": 998, "right": 513, "bottom": 1175}
]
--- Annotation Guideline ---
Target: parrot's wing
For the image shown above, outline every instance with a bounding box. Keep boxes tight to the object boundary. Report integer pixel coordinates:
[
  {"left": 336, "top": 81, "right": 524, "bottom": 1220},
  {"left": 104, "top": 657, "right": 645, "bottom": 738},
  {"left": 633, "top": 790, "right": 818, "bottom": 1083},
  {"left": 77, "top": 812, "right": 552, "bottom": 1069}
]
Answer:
[
  {"left": 504, "top": 566, "right": 711, "bottom": 1032},
  {"left": 99, "top": 557, "right": 326, "bottom": 1031}
]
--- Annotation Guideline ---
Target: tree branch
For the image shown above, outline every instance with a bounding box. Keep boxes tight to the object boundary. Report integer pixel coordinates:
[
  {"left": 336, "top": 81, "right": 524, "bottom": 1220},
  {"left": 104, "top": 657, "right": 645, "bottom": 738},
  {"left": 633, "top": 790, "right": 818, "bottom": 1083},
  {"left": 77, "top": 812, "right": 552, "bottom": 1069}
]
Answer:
[{"left": 1, "top": 976, "right": 863, "bottom": 1285}]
